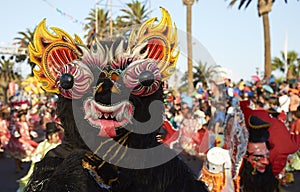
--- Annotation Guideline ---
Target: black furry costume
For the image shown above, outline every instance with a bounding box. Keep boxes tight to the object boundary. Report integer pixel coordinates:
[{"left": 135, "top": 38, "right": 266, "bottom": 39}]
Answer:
[
  {"left": 24, "top": 8, "right": 208, "bottom": 192},
  {"left": 240, "top": 161, "right": 278, "bottom": 192}
]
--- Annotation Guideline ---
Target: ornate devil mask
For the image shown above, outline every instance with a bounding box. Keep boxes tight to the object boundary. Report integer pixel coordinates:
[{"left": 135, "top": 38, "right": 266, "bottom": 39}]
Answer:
[{"left": 29, "top": 8, "right": 179, "bottom": 138}]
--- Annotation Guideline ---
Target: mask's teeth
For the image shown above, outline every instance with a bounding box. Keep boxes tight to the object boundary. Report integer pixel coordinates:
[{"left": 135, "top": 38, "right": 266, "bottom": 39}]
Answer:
[
  {"left": 104, "top": 113, "right": 109, "bottom": 119},
  {"left": 98, "top": 112, "right": 103, "bottom": 118},
  {"left": 111, "top": 113, "right": 115, "bottom": 118}
]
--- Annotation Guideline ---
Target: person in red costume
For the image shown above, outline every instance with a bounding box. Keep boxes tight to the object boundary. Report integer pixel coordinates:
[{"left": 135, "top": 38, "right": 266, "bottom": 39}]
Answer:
[
  {"left": 158, "top": 110, "right": 209, "bottom": 158},
  {"left": 240, "top": 100, "right": 300, "bottom": 177}
]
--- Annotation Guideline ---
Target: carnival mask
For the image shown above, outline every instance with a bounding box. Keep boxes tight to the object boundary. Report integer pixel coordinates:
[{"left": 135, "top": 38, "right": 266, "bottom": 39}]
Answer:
[
  {"left": 246, "top": 142, "right": 270, "bottom": 173},
  {"left": 29, "top": 8, "right": 179, "bottom": 138}
]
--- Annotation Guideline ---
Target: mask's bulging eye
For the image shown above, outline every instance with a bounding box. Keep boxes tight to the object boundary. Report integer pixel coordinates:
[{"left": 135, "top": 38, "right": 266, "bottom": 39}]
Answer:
[
  {"left": 139, "top": 71, "right": 154, "bottom": 86},
  {"left": 56, "top": 60, "right": 94, "bottom": 99},
  {"left": 60, "top": 73, "right": 74, "bottom": 89},
  {"left": 122, "top": 60, "right": 162, "bottom": 96}
]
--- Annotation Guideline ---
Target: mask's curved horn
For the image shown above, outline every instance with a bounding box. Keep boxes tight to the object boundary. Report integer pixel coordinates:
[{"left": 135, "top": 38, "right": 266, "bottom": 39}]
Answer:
[
  {"left": 127, "top": 7, "right": 179, "bottom": 81},
  {"left": 28, "top": 19, "right": 83, "bottom": 93}
]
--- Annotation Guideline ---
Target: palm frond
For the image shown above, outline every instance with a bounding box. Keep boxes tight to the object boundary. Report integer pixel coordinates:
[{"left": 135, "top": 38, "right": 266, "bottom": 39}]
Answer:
[{"left": 229, "top": 0, "right": 253, "bottom": 9}]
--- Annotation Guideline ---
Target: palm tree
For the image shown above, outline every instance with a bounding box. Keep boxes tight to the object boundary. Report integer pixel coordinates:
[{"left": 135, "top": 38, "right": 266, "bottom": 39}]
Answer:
[
  {"left": 183, "top": 0, "right": 197, "bottom": 96},
  {"left": 272, "top": 50, "right": 299, "bottom": 81},
  {"left": 113, "top": 16, "right": 131, "bottom": 38},
  {"left": 112, "top": 0, "right": 150, "bottom": 41},
  {"left": 0, "top": 56, "right": 22, "bottom": 104},
  {"left": 181, "top": 61, "right": 224, "bottom": 89},
  {"left": 83, "top": 8, "right": 109, "bottom": 46},
  {"left": 83, "top": 1, "right": 150, "bottom": 46},
  {"left": 228, "top": 0, "right": 291, "bottom": 80},
  {"left": 118, "top": 0, "right": 150, "bottom": 26},
  {"left": 14, "top": 28, "right": 35, "bottom": 76}
]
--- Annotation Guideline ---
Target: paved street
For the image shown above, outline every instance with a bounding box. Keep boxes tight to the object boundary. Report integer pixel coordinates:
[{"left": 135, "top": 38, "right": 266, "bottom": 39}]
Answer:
[
  {"left": 281, "top": 171, "right": 300, "bottom": 192},
  {"left": 0, "top": 153, "right": 299, "bottom": 192},
  {"left": 0, "top": 156, "right": 30, "bottom": 192}
]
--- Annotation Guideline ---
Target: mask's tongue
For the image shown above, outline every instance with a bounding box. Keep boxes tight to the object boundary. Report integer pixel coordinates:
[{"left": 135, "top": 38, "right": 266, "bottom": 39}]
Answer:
[{"left": 98, "top": 120, "right": 117, "bottom": 137}]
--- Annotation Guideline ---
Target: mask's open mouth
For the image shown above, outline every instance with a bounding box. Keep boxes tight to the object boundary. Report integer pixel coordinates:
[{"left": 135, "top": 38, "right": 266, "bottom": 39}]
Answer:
[
  {"left": 84, "top": 98, "right": 134, "bottom": 137},
  {"left": 256, "top": 164, "right": 267, "bottom": 173}
]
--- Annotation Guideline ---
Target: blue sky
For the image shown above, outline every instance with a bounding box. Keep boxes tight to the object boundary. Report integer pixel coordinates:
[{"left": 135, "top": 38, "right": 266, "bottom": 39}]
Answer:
[{"left": 1, "top": 0, "right": 299, "bottom": 82}]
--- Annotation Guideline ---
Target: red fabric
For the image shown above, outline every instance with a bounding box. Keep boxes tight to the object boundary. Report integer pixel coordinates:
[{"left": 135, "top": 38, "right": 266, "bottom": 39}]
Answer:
[
  {"left": 0, "top": 119, "right": 10, "bottom": 149},
  {"left": 5, "top": 120, "right": 38, "bottom": 161},
  {"left": 290, "top": 119, "right": 300, "bottom": 134},
  {"left": 161, "top": 120, "right": 209, "bottom": 154},
  {"left": 240, "top": 100, "right": 300, "bottom": 175},
  {"left": 192, "top": 129, "right": 209, "bottom": 154},
  {"left": 277, "top": 111, "right": 287, "bottom": 122},
  {"left": 161, "top": 120, "right": 179, "bottom": 147}
]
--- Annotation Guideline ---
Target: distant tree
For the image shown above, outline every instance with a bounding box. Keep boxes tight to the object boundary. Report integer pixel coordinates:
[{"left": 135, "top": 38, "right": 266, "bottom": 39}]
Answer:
[
  {"left": 110, "top": 0, "right": 150, "bottom": 39},
  {"left": 272, "top": 50, "right": 300, "bottom": 80},
  {"left": 83, "top": 1, "right": 150, "bottom": 44},
  {"left": 181, "top": 61, "right": 224, "bottom": 89},
  {"left": 112, "top": 16, "right": 131, "bottom": 39},
  {"left": 118, "top": 0, "right": 150, "bottom": 26},
  {"left": 14, "top": 28, "right": 35, "bottom": 76},
  {"left": 83, "top": 8, "right": 109, "bottom": 46},
  {"left": 0, "top": 56, "right": 22, "bottom": 104},
  {"left": 228, "top": 0, "right": 295, "bottom": 80}
]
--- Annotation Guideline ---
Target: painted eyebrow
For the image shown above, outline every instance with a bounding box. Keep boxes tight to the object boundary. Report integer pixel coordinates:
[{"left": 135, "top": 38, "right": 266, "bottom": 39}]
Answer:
[{"left": 248, "top": 152, "right": 270, "bottom": 157}]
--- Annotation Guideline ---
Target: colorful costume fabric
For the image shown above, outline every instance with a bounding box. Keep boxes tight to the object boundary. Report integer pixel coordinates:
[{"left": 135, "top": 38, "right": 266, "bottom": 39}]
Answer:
[
  {"left": 179, "top": 118, "right": 209, "bottom": 156},
  {"left": 160, "top": 118, "right": 209, "bottom": 157},
  {"left": 5, "top": 120, "right": 38, "bottom": 162},
  {"left": 0, "top": 118, "right": 10, "bottom": 151},
  {"left": 199, "top": 100, "right": 248, "bottom": 192}
]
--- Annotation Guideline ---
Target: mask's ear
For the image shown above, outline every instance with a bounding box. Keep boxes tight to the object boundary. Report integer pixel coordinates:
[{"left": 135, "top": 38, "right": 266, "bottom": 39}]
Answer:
[
  {"left": 29, "top": 19, "right": 83, "bottom": 94},
  {"left": 127, "top": 7, "right": 179, "bottom": 82}
]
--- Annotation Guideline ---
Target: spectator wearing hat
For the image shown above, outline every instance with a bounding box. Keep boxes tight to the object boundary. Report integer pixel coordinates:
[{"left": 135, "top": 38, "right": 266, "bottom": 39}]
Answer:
[{"left": 17, "top": 122, "right": 62, "bottom": 191}]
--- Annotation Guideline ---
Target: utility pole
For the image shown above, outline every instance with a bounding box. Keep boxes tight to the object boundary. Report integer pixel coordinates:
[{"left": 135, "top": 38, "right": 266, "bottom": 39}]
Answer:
[
  {"left": 109, "top": 0, "right": 113, "bottom": 38},
  {"left": 95, "top": 0, "right": 98, "bottom": 38}
]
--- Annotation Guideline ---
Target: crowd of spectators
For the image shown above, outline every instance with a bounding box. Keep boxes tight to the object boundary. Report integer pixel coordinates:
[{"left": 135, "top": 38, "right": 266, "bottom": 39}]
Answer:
[
  {"left": 0, "top": 91, "right": 61, "bottom": 172},
  {"left": 1, "top": 75, "right": 300, "bottom": 188},
  {"left": 162, "top": 77, "right": 300, "bottom": 185}
]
